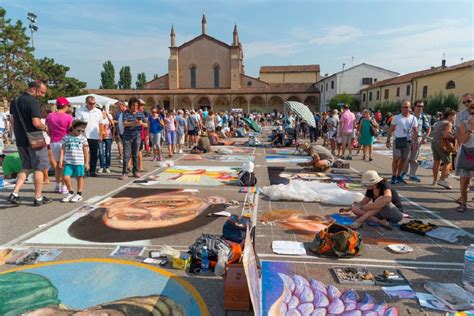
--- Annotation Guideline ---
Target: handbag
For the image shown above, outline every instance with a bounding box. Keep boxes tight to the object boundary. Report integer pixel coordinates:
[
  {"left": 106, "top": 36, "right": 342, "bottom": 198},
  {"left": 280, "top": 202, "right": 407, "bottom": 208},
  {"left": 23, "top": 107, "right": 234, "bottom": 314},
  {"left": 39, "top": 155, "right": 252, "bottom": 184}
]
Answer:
[
  {"left": 14, "top": 98, "right": 47, "bottom": 149},
  {"left": 457, "top": 145, "right": 474, "bottom": 171},
  {"left": 439, "top": 137, "right": 456, "bottom": 153}
]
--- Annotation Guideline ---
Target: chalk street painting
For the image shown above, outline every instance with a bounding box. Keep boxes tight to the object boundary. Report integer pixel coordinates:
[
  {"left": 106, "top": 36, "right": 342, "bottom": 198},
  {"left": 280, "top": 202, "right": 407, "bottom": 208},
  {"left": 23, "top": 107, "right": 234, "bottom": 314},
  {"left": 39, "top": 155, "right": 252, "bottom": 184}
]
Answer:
[{"left": 149, "top": 165, "right": 239, "bottom": 186}]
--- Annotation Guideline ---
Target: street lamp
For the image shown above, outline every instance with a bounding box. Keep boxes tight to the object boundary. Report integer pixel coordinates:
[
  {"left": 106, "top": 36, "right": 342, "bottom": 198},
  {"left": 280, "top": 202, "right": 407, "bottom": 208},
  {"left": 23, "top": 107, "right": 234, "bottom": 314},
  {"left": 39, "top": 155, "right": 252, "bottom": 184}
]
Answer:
[{"left": 27, "top": 12, "right": 38, "bottom": 49}]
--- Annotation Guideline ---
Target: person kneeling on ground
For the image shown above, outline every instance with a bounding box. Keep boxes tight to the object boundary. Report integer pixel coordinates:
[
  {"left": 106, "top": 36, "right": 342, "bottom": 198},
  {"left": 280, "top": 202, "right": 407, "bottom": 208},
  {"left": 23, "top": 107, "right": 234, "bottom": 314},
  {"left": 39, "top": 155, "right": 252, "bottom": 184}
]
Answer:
[
  {"left": 349, "top": 170, "right": 403, "bottom": 230},
  {"left": 0, "top": 152, "right": 23, "bottom": 179},
  {"left": 297, "top": 143, "right": 334, "bottom": 172}
]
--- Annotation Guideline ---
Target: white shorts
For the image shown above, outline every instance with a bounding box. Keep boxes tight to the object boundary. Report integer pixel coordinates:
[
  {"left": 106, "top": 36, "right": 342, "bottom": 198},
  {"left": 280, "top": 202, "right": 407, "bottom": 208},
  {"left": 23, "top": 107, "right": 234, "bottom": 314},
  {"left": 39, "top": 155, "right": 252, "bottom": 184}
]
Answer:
[
  {"left": 50, "top": 142, "right": 62, "bottom": 161},
  {"left": 178, "top": 134, "right": 185, "bottom": 145}
]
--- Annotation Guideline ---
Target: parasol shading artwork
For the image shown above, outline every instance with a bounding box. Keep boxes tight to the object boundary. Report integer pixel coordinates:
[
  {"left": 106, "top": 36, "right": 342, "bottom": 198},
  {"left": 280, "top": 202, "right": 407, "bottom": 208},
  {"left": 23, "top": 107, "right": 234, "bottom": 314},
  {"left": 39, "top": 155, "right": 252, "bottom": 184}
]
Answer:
[{"left": 284, "top": 101, "right": 316, "bottom": 128}]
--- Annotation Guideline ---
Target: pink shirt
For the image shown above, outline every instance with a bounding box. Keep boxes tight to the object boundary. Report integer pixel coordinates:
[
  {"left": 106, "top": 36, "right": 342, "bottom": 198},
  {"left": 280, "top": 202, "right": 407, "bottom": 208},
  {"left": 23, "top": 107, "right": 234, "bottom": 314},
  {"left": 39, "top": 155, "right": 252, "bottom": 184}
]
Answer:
[
  {"left": 340, "top": 110, "right": 356, "bottom": 133},
  {"left": 45, "top": 112, "right": 74, "bottom": 143}
]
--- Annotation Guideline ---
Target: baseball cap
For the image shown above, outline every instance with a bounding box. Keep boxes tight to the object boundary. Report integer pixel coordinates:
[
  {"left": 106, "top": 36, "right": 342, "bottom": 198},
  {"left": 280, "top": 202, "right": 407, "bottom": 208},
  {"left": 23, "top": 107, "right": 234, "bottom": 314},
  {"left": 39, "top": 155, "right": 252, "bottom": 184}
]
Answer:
[{"left": 56, "top": 97, "right": 70, "bottom": 107}]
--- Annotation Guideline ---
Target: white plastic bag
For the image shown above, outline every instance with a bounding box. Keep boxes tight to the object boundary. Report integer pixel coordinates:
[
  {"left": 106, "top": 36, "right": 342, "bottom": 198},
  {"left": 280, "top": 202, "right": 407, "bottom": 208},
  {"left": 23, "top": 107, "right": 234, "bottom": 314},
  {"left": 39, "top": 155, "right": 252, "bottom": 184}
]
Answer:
[
  {"left": 260, "top": 180, "right": 364, "bottom": 205},
  {"left": 216, "top": 147, "right": 233, "bottom": 155},
  {"left": 158, "top": 160, "right": 175, "bottom": 167}
]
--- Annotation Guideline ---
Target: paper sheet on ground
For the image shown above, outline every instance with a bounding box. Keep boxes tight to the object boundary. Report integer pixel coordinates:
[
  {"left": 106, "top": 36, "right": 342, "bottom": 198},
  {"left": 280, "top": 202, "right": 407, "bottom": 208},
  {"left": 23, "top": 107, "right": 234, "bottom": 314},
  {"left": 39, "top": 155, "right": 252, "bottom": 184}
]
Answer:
[
  {"left": 272, "top": 241, "right": 306, "bottom": 255},
  {"left": 261, "top": 180, "right": 364, "bottom": 205},
  {"left": 382, "top": 285, "right": 416, "bottom": 299}
]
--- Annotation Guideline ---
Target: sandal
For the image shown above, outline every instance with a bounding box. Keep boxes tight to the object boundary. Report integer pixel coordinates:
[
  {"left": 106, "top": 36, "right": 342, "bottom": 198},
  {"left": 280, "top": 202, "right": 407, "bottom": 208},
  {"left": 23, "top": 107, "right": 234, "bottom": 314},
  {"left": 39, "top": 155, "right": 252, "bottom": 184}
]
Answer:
[
  {"left": 456, "top": 203, "right": 467, "bottom": 213},
  {"left": 380, "top": 220, "right": 393, "bottom": 230}
]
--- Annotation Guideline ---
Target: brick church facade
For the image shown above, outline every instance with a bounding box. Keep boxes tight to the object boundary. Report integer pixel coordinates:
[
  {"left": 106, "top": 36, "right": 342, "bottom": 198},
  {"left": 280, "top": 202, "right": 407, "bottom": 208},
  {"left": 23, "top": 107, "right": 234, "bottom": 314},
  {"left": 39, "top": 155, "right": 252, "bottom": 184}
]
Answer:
[{"left": 89, "top": 15, "right": 320, "bottom": 113}]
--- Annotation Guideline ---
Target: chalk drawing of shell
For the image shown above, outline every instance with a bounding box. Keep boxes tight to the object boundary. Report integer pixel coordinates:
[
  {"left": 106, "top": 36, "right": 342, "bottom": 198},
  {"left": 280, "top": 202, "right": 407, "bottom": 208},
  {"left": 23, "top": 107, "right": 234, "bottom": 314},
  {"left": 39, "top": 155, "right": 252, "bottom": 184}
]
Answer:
[{"left": 268, "top": 274, "right": 398, "bottom": 316}]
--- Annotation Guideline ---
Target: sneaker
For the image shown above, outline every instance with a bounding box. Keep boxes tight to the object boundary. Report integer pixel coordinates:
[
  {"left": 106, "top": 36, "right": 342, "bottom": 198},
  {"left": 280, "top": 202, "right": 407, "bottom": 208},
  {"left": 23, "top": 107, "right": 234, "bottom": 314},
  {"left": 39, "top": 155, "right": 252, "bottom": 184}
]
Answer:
[
  {"left": 133, "top": 172, "right": 141, "bottom": 178},
  {"left": 119, "top": 174, "right": 128, "bottom": 180},
  {"left": 34, "top": 196, "right": 53, "bottom": 207},
  {"left": 409, "top": 175, "right": 421, "bottom": 182},
  {"left": 105, "top": 168, "right": 111, "bottom": 173},
  {"left": 7, "top": 193, "right": 21, "bottom": 205},
  {"left": 61, "top": 185, "right": 69, "bottom": 195},
  {"left": 54, "top": 183, "right": 61, "bottom": 193},
  {"left": 178, "top": 149, "right": 184, "bottom": 154},
  {"left": 437, "top": 180, "right": 452, "bottom": 189},
  {"left": 70, "top": 194, "right": 83, "bottom": 203},
  {"left": 61, "top": 193, "right": 75, "bottom": 203},
  {"left": 400, "top": 172, "right": 407, "bottom": 179},
  {"left": 97, "top": 168, "right": 104, "bottom": 174},
  {"left": 347, "top": 156, "right": 352, "bottom": 160},
  {"left": 397, "top": 176, "right": 407, "bottom": 184},
  {"left": 391, "top": 176, "right": 398, "bottom": 184}
]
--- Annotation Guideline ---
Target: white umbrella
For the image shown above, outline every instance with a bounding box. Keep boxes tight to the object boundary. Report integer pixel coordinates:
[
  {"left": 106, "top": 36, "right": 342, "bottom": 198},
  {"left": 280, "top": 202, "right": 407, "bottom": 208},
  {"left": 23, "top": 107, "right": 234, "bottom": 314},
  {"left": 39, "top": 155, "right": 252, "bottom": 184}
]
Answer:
[
  {"left": 48, "top": 94, "right": 118, "bottom": 111},
  {"left": 284, "top": 101, "right": 316, "bottom": 128}
]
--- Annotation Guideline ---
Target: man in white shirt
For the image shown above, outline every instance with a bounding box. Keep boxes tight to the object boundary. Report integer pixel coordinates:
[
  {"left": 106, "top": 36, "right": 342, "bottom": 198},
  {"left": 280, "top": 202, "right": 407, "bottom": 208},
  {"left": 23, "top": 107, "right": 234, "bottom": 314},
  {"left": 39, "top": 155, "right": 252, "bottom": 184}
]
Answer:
[
  {"left": 386, "top": 101, "right": 418, "bottom": 184},
  {"left": 75, "top": 96, "right": 103, "bottom": 177}
]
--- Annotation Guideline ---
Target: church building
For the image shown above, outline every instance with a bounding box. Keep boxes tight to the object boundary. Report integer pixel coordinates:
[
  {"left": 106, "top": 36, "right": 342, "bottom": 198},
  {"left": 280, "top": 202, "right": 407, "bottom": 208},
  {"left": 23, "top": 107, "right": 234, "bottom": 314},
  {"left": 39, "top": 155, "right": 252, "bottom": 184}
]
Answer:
[{"left": 89, "top": 15, "right": 320, "bottom": 113}]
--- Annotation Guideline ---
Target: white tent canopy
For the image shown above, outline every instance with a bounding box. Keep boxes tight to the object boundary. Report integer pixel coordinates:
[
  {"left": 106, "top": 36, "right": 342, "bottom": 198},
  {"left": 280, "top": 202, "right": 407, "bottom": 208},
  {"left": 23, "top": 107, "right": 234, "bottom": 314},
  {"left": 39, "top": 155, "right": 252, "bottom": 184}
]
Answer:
[{"left": 48, "top": 94, "right": 118, "bottom": 111}]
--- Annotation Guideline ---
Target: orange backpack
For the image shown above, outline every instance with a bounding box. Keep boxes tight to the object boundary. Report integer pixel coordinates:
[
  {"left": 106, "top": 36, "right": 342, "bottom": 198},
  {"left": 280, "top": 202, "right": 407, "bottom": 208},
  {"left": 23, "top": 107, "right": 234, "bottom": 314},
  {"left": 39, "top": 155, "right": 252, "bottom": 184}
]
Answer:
[{"left": 309, "top": 223, "right": 362, "bottom": 257}]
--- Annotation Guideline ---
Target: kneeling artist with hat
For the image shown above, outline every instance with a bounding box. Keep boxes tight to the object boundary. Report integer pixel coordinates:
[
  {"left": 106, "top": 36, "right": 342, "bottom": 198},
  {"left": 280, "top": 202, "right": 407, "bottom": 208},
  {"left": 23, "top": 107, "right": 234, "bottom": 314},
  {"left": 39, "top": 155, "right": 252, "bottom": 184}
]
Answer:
[{"left": 349, "top": 170, "right": 403, "bottom": 230}]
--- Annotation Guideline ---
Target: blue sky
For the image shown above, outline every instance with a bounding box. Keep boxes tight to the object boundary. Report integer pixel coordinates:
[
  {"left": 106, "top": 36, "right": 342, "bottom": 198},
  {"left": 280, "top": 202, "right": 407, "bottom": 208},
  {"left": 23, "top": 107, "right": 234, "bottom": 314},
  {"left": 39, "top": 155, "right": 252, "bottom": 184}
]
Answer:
[{"left": 3, "top": 0, "right": 473, "bottom": 88}]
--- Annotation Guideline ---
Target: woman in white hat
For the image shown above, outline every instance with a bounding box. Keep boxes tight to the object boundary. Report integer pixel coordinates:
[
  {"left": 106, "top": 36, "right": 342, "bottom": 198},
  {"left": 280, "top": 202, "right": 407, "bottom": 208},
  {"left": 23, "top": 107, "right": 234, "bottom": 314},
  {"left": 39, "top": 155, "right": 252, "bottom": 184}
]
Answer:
[{"left": 349, "top": 170, "right": 403, "bottom": 229}]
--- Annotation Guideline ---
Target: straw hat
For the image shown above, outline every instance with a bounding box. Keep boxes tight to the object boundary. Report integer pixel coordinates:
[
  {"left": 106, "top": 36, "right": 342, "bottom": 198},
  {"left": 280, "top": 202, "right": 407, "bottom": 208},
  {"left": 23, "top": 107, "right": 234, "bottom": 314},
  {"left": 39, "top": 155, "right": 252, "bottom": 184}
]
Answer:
[
  {"left": 361, "top": 170, "right": 384, "bottom": 185},
  {"left": 298, "top": 143, "right": 311, "bottom": 151}
]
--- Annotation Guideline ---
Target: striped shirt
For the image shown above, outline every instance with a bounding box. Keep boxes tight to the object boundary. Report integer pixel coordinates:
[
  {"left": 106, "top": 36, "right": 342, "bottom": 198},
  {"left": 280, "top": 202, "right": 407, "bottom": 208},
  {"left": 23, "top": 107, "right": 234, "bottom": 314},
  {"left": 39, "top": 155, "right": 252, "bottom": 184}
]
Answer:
[
  {"left": 122, "top": 110, "right": 145, "bottom": 140},
  {"left": 62, "top": 134, "right": 88, "bottom": 165}
]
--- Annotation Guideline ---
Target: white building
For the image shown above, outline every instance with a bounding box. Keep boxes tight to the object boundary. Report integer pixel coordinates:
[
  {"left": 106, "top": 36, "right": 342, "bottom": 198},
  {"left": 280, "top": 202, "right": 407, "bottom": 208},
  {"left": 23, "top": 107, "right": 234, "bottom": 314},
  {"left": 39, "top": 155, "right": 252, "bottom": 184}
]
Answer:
[{"left": 316, "top": 63, "right": 399, "bottom": 111}]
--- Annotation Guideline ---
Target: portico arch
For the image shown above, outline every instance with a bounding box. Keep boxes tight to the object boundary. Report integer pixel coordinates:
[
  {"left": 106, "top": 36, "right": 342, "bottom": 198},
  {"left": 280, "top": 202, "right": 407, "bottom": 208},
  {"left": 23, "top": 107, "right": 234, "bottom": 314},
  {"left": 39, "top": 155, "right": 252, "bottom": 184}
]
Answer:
[
  {"left": 287, "top": 95, "right": 302, "bottom": 102},
  {"left": 268, "top": 95, "right": 284, "bottom": 113},
  {"left": 249, "top": 96, "right": 266, "bottom": 113},
  {"left": 195, "top": 96, "right": 211, "bottom": 111},
  {"left": 304, "top": 95, "right": 319, "bottom": 112},
  {"left": 232, "top": 96, "right": 248, "bottom": 112},
  {"left": 177, "top": 96, "right": 192, "bottom": 110},
  {"left": 213, "top": 96, "right": 230, "bottom": 113}
]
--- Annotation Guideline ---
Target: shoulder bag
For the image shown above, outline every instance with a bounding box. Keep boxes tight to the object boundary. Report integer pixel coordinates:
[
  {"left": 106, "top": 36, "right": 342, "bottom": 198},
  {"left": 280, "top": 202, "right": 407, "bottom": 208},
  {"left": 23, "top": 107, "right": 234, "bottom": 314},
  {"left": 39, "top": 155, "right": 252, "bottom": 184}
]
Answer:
[
  {"left": 394, "top": 116, "right": 415, "bottom": 149},
  {"left": 456, "top": 121, "right": 474, "bottom": 170},
  {"left": 14, "top": 98, "right": 47, "bottom": 149},
  {"left": 439, "top": 137, "right": 456, "bottom": 153}
]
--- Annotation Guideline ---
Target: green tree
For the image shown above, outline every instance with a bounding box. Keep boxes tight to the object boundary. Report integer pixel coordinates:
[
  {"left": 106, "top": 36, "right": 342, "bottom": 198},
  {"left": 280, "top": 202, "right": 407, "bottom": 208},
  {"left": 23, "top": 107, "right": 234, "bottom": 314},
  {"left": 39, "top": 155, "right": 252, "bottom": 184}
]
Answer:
[
  {"left": 424, "top": 92, "right": 459, "bottom": 115},
  {"left": 34, "top": 57, "right": 86, "bottom": 102},
  {"left": 118, "top": 66, "right": 132, "bottom": 89},
  {"left": 136, "top": 72, "right": 147, "bottom": 89},
  {"left": 153, "top": 73, "right": 159, "bottom": 80},
  {"left": 100, "top": 60, "right": 116, "bottom": 89},
  {"left": 374, "top": 100, "right": 402, "bottom": 116},
  {"left": 329, "top": 93, "right": 360, "bottom": 111},
  {"left": 0, "top": 7, "right": 36, "bottom": 100}
]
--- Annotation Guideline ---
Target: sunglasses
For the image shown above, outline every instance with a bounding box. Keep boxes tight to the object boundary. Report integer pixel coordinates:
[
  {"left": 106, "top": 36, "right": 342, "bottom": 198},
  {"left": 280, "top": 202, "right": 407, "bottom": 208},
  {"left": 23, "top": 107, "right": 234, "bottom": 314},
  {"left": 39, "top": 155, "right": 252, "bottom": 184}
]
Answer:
[
  {"left": 401, "top": 106, "right": 410, "bottom": 109},
  {"left": 463, "top": 100, "right": 473, "bottom": 104},
  {"left": 416, "top": 105, "right": 424, "bottom": 108}
]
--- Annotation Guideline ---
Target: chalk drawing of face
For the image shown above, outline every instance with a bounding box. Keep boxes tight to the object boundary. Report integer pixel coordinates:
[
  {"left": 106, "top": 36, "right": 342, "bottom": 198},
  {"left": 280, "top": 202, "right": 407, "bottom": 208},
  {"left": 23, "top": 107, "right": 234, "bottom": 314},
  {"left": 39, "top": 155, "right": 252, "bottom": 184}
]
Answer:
[{"left": 101, "top": 191, "right": 225, "bottom": 230}]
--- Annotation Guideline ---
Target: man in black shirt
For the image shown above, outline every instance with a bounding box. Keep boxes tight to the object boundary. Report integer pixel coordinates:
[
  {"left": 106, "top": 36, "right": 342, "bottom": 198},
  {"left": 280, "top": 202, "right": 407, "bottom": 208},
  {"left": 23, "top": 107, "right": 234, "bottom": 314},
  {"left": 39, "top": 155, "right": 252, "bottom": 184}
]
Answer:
[
  {"left": 349, "top": 170, "right": 403, "bottom": 229},
  {"left": 8, "top": 81, "right": 53, "bottom": 206}
]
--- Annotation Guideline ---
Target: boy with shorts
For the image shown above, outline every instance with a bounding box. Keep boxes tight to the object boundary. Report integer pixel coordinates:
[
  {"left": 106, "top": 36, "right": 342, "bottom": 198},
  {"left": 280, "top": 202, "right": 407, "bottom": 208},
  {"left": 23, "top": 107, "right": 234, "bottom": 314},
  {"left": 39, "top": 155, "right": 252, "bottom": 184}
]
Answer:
[{"left": 59, "top": 120, "right": 89, "bottom": 203}]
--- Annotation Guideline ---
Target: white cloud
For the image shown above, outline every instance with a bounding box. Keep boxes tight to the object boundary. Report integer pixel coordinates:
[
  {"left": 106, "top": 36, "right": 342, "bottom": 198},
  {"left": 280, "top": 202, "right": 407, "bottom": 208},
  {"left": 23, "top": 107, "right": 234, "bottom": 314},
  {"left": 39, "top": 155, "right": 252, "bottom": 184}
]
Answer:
[{"left": 310, "top": 26, "right": 363, "bottom": 45}]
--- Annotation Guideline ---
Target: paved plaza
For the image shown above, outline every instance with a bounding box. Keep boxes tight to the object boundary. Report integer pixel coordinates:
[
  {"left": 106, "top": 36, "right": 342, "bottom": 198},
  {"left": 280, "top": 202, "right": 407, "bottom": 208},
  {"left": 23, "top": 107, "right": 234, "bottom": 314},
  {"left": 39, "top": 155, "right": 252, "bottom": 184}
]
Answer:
[{"left": 0, "top": 129, "right": 472, "bottom": 315}]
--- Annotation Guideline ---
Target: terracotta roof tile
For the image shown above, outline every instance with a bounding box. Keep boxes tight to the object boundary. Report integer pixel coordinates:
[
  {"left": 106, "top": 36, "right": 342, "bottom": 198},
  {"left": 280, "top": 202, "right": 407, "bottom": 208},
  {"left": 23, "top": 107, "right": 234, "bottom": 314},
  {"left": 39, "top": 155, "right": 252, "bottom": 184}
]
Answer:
[{"left": 260, "top": 65, "right": 320, "bottom": 73}]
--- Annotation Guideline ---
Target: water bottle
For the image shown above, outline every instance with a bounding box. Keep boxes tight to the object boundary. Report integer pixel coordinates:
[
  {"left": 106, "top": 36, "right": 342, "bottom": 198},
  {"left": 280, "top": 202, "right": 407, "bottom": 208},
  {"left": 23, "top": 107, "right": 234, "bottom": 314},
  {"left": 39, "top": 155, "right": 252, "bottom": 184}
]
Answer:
[
  {"left": 214, "top": 248, "right": 227, "bottom": 276},
  {"left": 462, "top": 244, "right": 474, "bottom": 290},
  {"left": 201, "top": 246, "right": 209, "bottom": 272}
]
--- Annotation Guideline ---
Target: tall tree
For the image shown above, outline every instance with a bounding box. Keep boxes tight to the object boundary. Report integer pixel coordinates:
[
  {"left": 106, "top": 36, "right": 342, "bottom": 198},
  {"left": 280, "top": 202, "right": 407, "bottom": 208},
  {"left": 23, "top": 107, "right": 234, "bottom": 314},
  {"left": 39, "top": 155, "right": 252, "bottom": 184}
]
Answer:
[
  {"left": 118, "top": 66, "right": 132, "bottom": 89},
  {"left": 153, "top": 73, "right": 159, "bottom": 80},
  {"left": 136, "top": 72, "right": 147, "bottom": 89},
  {"left": 34, "top": 57, "right": 86, "bottom": 101},
  {"left": 100, "top": 60, "right": 116, "bottom": 89},
  {"left": 0, "top": 7, "right": 36, "bottom": 100}
]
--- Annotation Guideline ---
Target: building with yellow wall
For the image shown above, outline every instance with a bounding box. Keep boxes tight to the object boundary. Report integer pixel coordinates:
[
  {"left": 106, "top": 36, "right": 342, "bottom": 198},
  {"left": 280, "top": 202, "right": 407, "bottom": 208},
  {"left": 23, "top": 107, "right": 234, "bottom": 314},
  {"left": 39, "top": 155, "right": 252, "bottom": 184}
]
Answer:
[
  {"left": 259, "top": 65, "right": 320, "bottom": 84},
  {"left": 412, "top": 60, "right": 473, "bottom": 101},
  {"left": 361, "top": 60, "right": 473, "bottom": 109}
]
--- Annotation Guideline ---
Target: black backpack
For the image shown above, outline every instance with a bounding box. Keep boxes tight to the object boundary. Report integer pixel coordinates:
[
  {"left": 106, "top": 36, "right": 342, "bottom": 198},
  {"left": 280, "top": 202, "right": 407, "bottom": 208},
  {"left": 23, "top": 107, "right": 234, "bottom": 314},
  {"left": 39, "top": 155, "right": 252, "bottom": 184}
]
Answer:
[{"left": 238, "top": 171, "right": 257, "bottom": 186}]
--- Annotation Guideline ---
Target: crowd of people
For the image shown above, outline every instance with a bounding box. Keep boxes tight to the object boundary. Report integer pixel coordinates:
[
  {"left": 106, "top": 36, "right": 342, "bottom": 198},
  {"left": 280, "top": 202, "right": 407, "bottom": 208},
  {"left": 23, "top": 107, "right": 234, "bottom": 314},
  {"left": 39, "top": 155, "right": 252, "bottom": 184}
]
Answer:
[{"left": 2, "top": 80, "right": 473, "bottom": 216}]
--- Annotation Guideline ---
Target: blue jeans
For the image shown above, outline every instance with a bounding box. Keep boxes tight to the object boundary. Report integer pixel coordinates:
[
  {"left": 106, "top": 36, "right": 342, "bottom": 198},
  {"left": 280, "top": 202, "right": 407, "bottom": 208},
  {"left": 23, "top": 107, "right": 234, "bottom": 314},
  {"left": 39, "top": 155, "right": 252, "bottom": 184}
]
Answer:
[
  {"left": 122, "top": 136, "right": 140, "bottom": 175},
  {"left": 99, "top": 138, "right": 112, "bottom": 169}
]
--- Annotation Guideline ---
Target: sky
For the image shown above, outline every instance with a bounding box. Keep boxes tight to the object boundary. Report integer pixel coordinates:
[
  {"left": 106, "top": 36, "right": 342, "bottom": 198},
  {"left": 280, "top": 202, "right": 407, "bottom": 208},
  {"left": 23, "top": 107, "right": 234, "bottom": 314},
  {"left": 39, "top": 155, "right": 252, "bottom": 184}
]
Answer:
[{"left": 3, "top": 0, "right": 473, "bottom": 89}]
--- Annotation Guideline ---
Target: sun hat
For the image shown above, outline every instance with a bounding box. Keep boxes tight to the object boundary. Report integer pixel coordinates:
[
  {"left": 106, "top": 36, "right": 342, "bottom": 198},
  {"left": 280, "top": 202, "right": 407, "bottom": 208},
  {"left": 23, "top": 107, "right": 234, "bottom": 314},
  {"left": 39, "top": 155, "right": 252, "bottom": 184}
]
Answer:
[
  {"left": 361, "top": 170, "right": 384, "bottom": 185},
  {"left": 298, "top": 143, "right": 311, "bottom": 151},
  {"left": 242, "top": 161, "right": 254, "bottom": 173},
  {"left": 56, "top": 97, "right": 70, "bottom": 107},
  {"left": 138, "top": 99, "right": 146, "bottom": 105}
]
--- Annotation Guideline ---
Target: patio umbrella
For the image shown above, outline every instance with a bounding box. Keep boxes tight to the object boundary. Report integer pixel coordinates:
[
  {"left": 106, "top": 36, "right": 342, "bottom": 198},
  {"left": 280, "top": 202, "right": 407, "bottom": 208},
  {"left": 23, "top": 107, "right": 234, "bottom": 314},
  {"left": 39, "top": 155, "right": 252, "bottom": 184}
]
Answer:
[
  {"left": 242, "top": 117, "right": 261, "bottom": 132},
  {"left": 284, "top": 101, "right": 316, "bottom": 128}
]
